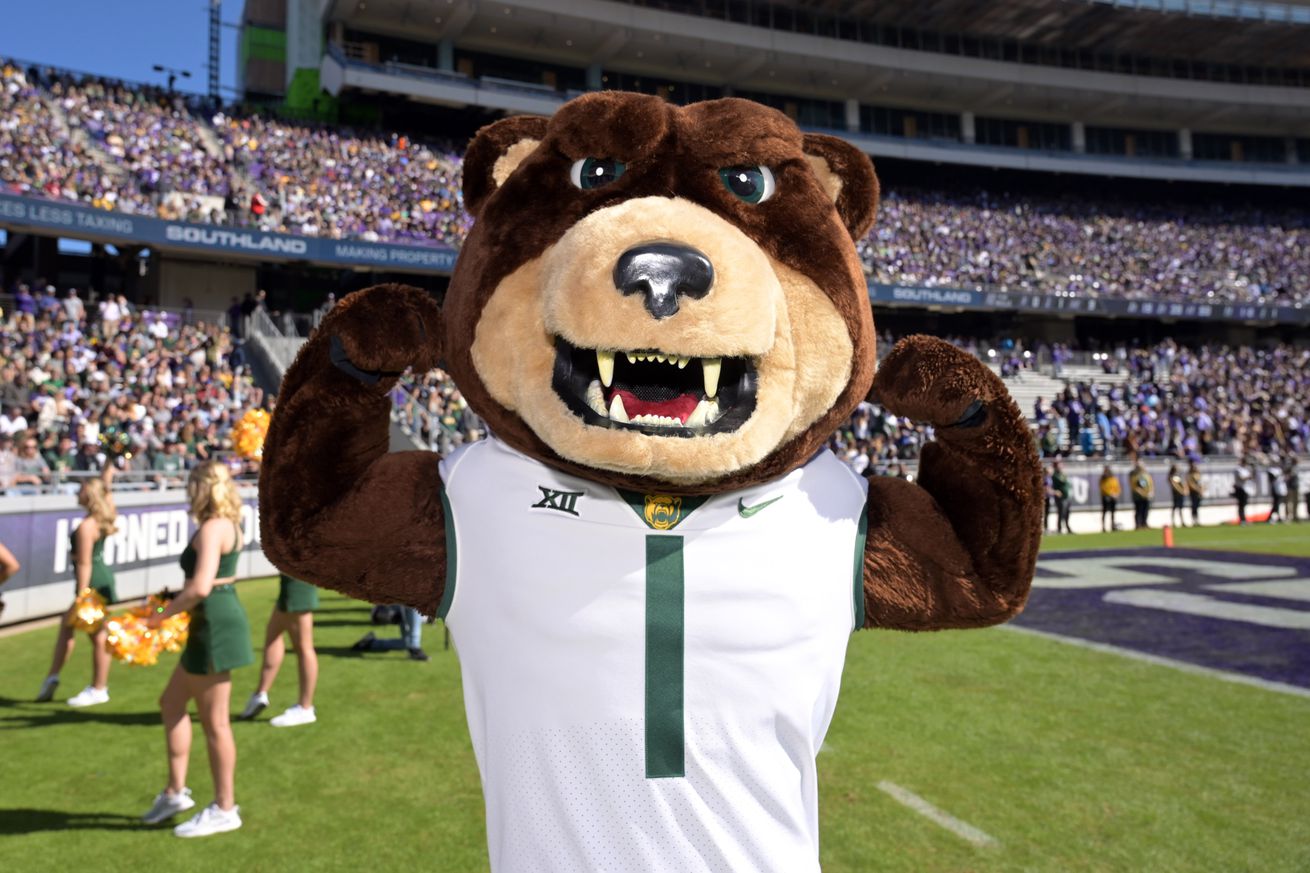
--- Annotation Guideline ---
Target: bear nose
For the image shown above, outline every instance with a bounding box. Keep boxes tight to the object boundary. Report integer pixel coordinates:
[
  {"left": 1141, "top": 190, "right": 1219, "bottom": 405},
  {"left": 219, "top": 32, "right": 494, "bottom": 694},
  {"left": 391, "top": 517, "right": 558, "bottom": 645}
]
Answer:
[{"left": 613, "top": 243, "right": 714, "bottom": 320}]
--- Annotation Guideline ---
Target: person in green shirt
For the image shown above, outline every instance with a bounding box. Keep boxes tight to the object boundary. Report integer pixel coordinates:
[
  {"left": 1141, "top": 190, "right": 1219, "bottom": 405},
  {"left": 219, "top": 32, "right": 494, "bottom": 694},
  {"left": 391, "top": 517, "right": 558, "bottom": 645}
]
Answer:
[
  {"left": 1052, "top": 460, "right": 1073, "bottom": 534},
  {"left": 152, "top": 441, "right": 187, "bottom": 489}
]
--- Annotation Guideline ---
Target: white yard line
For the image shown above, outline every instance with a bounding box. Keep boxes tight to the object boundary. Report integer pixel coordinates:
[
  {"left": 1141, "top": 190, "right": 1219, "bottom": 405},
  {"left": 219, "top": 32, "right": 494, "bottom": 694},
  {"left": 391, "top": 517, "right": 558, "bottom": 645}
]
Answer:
[
  {"left": 875, "top": 781, "right": 999, "bottom": 848},
  {"left": 1003, "top": 624, "right": 1310, "bottom": 700}
]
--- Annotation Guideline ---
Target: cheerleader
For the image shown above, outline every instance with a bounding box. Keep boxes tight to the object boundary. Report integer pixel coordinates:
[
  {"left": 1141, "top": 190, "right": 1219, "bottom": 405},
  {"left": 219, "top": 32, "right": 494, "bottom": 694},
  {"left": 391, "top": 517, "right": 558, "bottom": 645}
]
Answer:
[
  {"left": 140, "top": 461, "right": 253, "bottom": 837},
  {"left": 237, "top": 574, "right": 320, "bottom": 727},
  {"left": 36, "top": 465, "right": 117, "bottom": 706}
]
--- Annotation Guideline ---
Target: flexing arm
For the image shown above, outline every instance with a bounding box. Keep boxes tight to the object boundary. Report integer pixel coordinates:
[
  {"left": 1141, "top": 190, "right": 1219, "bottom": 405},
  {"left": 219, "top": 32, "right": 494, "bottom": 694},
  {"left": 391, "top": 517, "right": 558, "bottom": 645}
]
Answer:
[
  {"left": 258, "top": 284, "right": 448, "bottom": 614},
  {"left": 860, "top": 336, "right": 1043, "bottom": 630}
]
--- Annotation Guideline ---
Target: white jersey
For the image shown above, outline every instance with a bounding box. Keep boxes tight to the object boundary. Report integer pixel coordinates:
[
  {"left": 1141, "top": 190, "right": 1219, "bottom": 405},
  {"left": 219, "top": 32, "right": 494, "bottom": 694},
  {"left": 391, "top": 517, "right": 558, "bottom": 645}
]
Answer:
[{"left": 439, "top": 437, "right": 869, "bottom": 873}]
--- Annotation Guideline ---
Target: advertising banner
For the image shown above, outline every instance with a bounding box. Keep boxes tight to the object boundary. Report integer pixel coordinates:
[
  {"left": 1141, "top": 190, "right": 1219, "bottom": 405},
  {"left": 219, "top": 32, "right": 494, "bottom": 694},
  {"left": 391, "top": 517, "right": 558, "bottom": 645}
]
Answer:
[
  {"left": 0, "top": 489, "right": 277, "bottom": 626},
  {"left": 868, "top": 282, "right": 1308, "bottom": 325},
  {"left": 0, "top": 192, "right": 458, "bottom": 275}
]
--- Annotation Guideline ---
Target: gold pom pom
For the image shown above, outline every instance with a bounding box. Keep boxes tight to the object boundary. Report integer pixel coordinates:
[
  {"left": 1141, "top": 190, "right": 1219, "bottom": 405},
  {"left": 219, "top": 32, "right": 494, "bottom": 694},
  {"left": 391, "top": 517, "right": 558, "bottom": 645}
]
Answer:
[
  {"left": 103, "top": 597, "right": 190, "bottom": 666},
  {"left": 233, "top": 409, "right": 272, "bottom": 460},
  {"left": 67, "top": 588, "right": 107, "bottom": 634},
  {"left": 104, "top": 613, "right": 156, "bottom": 665}
]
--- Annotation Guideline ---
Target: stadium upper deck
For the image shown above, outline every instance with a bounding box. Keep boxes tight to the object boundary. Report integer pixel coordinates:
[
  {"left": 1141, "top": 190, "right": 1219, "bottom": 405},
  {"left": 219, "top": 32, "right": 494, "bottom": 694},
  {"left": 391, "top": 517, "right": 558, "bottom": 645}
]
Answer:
[{"left": 281, "top": 0, "right": 1310, "bottom": 184}]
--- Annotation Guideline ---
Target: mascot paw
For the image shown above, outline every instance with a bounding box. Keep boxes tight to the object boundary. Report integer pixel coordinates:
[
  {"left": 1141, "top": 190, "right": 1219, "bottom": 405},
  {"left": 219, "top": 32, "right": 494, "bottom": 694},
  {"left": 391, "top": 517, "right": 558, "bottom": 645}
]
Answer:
[
  {"left": 324, "top": 284, "right": 444, "bottom": 382},
  {"left": 871, "top": 335, "right": 1002, "bottom": 429}
]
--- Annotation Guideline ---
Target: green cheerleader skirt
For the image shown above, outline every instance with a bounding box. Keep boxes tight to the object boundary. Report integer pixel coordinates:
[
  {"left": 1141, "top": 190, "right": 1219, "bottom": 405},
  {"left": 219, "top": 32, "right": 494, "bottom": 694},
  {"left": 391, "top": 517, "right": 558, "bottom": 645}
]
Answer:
[
  {"left": 180, "top": 584, "right": 254, "bottom": 675},
  {"left": 276, "top": 575, "right": 319, "bottom": 613},
  {"left": 87, "top": 562, "right": 117, "bottom": 605}
]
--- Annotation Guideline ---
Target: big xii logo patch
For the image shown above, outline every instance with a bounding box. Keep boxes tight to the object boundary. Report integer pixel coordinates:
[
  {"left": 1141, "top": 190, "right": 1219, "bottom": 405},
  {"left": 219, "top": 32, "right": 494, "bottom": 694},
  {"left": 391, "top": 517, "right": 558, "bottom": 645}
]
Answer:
[{"left": 532, "top": 486, "right": 584, "bottom": 516}]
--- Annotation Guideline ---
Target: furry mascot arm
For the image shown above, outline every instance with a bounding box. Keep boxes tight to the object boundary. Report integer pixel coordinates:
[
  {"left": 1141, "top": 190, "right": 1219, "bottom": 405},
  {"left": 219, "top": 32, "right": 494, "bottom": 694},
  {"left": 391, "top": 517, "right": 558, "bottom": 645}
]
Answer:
[
  {"left": 258, "top": 283, "right": 448, "bottom": 614},
  {"left": 859, "top": 335, "right": 1044, "bottom": 630}
]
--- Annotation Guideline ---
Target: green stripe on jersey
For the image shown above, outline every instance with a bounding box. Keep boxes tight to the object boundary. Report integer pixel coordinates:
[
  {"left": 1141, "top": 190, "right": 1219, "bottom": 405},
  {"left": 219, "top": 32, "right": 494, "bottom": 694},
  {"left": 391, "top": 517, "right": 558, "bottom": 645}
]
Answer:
[
  {"left": 852, "top": 504, "right": 868, "bottom": 631},
  {"left": 645, "top": 534, "right": 685, "bottom": 779},
  {"left": 436, "top": 485, "right": 457, "bottom": 620}
]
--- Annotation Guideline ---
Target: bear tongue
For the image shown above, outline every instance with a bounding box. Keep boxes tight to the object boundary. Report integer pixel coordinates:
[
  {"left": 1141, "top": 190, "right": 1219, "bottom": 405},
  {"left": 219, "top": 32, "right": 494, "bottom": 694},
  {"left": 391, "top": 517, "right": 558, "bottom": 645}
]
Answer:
[{"left": 609, "top": 388, "right": 700, "bottom": 423}]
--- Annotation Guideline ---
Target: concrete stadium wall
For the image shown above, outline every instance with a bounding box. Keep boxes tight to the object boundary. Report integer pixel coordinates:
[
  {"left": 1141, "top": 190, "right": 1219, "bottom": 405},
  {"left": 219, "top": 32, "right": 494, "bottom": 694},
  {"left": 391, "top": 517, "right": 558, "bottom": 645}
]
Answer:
[{"left": 0, "top": 486, "right": 277, "bottom": 628}]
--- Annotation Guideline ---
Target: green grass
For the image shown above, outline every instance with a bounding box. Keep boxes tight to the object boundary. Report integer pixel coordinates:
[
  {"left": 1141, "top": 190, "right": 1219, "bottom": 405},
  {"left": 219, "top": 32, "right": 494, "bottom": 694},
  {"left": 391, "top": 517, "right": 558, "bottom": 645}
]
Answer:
[
  {"left": 1039, "top": 520, "right": 1310, "bottom": 557},
  {"left": 3, "top": 523, "right": 1309, "bottom": 871}
]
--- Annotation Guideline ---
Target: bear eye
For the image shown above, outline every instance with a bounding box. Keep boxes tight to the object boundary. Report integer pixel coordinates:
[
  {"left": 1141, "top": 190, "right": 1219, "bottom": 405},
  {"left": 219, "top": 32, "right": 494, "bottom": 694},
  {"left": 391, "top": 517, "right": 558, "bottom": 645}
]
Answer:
[
  {"left": 570, "top": 157, "right": 626, "bottom": 190},
  {"left": 719, "top": 166, "right": 775, "bottom": 204}
]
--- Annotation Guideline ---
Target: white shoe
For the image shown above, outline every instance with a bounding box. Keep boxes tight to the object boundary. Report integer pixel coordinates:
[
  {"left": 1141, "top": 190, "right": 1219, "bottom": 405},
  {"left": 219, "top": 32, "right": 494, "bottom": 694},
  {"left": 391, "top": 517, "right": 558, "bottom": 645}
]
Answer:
[
  {"left": 142, "top": 787, "right": 196, "bottom": 824},
  {"left": 36, "top": 675, "right": 60, "bottom": 702},
  {"left": 269, "top": 705, "right": 317, "bottom": 728},
  {"left": 174, "top": 803, "right": 242, "bottom": 838},
  {"left": 237, "top": 691, "right": 269, "bottom": 721},
  {"left": 66, "top": 686, "right": 109, "bottom": 707}
]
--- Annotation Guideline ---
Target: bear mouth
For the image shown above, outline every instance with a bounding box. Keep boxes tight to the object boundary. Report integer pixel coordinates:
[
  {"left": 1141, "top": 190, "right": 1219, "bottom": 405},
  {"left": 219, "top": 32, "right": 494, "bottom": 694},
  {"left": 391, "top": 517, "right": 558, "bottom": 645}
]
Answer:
[{"left": 552, "top": 338, "right": 758, "bottom": 437}]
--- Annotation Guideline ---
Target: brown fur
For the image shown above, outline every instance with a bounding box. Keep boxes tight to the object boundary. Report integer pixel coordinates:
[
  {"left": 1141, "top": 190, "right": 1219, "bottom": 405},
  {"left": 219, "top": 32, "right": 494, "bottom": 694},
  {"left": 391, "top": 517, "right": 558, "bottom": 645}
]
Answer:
[
  {"left": 861, "top": 335, "right": 1044, "bottom": 628},
  {"left": 258, "top": 92, "right": 1041, "bottom": 633},
  {"left": 445, "top": 91, "right": 877, "bottom": 495},
  {"left": 258, "top": 285, "right": 448, "bottom": 612}
]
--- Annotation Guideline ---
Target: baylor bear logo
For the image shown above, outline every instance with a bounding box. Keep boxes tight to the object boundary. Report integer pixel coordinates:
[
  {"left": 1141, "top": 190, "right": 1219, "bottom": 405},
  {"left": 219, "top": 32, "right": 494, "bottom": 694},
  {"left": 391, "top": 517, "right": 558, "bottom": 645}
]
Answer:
[{"left": 644, "top": 495, "right": 683, "bottom": 530}]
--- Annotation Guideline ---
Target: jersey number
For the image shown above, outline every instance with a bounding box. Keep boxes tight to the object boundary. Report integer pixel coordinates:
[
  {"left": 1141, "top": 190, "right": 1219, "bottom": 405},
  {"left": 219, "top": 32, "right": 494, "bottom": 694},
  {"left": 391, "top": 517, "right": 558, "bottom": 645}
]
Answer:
[{"left": 645, "top": 534, "right": 684, "bottom": 779}]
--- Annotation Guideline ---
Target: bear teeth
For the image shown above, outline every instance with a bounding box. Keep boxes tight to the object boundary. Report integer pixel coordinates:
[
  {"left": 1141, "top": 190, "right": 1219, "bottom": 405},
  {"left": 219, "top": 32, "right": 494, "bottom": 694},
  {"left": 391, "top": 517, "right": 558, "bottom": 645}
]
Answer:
[
  {"left": 702, "top": 358, "right": 721, "bottom": 399},
  {"left": 585, "top": 381, "right": 607, "bottom": 416},
  {"left": 618, "top": 351, "right": 692, "bottom": 368},
  {"left": 608, "top": 393, "right": 630, "bottom": 423},
  {"left": 596, "top": 350, "right": 615, "bottom": 387}
]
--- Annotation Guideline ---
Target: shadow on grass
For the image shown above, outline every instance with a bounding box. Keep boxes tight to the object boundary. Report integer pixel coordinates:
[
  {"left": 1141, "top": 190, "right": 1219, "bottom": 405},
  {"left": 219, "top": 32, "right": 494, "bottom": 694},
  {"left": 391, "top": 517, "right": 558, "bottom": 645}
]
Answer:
[
  {"left": 0, "top": 697, "right": 160, "bottom": 730},
  {"left": 311, "top": 645, "right": 369, "bottom": 659},
  {"left": 0, "top": 808, "right": 149, "bottom": 834},
  {"left": 306, "top": 618, "right": 376, "bottom": 628}
]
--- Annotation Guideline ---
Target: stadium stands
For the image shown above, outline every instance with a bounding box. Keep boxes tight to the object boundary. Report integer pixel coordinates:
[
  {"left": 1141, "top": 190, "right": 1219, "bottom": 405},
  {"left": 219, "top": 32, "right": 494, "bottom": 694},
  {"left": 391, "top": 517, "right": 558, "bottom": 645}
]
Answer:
[
  {"left": 0, "top": 285, "right": 263, "bottom": 493},
  {"left": 864, "top": 188, "right": 1310, "bottom": 305},
  {"left": 4, "top": 60, "right": 1308, "bottom": 305}
]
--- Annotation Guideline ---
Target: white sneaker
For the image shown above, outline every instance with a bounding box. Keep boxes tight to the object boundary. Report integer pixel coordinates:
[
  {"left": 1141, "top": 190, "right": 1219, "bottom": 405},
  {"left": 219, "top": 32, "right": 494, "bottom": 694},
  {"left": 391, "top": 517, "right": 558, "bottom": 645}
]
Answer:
[
  {"left": 66, "top": 686, "right": 109, "bottom": 707},
  {"left": 174, "top": 803, "right": 242, "bottom": 838},
  {"left": 142, "top": 787, "right": 195, "bottom": 824},
  {"left": 269, "top": 705, "right": 317, "bottom": 728},
  {"left": 36, "top": 675, "right": 60, "bottom": 702},
  {"left": 237, "top": 691, "right": 269, "bottom": 721}
]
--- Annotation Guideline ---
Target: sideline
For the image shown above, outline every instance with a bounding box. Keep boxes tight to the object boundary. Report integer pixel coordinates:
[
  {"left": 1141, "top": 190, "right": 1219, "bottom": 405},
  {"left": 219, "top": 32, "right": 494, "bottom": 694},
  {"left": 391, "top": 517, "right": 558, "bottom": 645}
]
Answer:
[{"left": 1003, "top": 624, "right": 1310, "bottom": 700}]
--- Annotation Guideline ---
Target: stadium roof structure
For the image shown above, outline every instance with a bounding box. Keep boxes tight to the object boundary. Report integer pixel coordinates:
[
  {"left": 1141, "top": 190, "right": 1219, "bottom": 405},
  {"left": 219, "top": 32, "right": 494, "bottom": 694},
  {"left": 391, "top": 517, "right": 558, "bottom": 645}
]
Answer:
[
  {"left": 322, "top": 0, "right": 1310, "bottom": 135},
  {"left": 783, "top": 0, "right": 1310, "bottom": 69}
]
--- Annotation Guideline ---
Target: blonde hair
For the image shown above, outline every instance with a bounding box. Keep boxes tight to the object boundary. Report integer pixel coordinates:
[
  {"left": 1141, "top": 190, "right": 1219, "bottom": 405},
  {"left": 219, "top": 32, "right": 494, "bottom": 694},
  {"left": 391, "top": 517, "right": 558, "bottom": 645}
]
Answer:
[
  {"left": 79, "top": 477, "right": 119, "bottom": 537},
  {"left": 187, "top": 460, "right": 244, "bottom": 536}
]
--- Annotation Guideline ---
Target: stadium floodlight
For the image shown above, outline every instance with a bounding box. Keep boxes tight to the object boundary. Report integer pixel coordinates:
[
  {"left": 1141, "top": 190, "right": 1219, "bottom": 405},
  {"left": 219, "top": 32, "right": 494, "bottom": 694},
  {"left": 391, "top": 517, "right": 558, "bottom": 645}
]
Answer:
[{"left": 152, "top": 64, "right": 193, "bottom": 93}]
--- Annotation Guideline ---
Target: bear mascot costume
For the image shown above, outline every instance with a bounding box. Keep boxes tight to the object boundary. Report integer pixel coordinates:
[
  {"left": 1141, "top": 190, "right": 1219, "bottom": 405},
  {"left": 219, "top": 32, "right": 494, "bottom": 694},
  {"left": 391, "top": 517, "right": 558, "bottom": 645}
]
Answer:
[{"left": 260, "top": 92, "right": 1042, "bottom": 872}]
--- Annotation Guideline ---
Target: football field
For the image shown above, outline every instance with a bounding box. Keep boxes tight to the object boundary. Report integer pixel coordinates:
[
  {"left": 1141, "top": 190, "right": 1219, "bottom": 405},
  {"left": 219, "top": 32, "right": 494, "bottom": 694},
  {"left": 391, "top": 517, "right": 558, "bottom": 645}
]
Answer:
[{"left": 1, "top": 523, "right": 1307, "bottom": 872}]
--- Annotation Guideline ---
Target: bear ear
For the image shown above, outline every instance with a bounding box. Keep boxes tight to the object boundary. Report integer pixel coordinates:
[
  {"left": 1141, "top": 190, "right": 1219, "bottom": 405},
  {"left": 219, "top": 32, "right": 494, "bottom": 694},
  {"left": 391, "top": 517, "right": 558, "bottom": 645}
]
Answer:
[
  {"left": 463, "top": 115, "right": 551, "bottom": 217},
  {"left": 801, "top": 133, "right": 879, "bottom": 241}
]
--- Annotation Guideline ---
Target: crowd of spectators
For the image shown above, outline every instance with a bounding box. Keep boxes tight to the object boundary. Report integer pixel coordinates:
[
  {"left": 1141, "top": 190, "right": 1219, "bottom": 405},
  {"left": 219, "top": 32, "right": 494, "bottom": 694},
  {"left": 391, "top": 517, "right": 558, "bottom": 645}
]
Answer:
[
  {"left": 862, "top": 188, "right": 1310, "bottom": 306},
  {"left": 214, "top": 113, "right": 469, "bottom": 246},
  {"left": 0, "top": 282, "right": 266, "bottom": 494},
  {"left": 5, "top": 60, "right": 1310, "bottom": 305},
  {"left": 392, "top": 369, "right": 486, "bottom": 455},
  {"left": 0, "top": 62, "right": 111, "bottom": 209},
  {"left": 1034, "top": 340, "right": 1308, "bottom": 462}
]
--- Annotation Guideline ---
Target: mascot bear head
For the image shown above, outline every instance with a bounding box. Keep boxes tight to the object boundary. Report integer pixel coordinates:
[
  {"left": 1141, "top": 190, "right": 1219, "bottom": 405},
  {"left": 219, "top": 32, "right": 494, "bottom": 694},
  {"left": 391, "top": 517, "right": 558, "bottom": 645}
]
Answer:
[{"left": 442, "top": 91, "right": 879, "bottom": 494}]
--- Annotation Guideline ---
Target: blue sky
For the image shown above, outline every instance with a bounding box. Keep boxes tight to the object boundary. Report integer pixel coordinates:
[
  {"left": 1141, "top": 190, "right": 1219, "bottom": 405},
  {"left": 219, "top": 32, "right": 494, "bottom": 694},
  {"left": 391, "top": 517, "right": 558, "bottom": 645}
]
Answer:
[{"left": 0, "top": 0, "right": 241, "bottom": 96}]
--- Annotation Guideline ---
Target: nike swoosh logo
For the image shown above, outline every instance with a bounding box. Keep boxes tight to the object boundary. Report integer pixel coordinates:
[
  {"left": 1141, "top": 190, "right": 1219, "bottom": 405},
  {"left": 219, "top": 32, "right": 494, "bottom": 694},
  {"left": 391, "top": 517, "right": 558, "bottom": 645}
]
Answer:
[{"left": 738, "top": 495, "right": 783, "bottom": 518}]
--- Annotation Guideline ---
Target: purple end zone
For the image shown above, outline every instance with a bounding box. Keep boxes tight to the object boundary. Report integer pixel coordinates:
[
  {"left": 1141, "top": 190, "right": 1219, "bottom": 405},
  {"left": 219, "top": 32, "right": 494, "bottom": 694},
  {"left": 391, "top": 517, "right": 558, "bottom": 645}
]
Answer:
[{"left": 1017, "top": 548, "right": 1310, "bottom": 689}]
